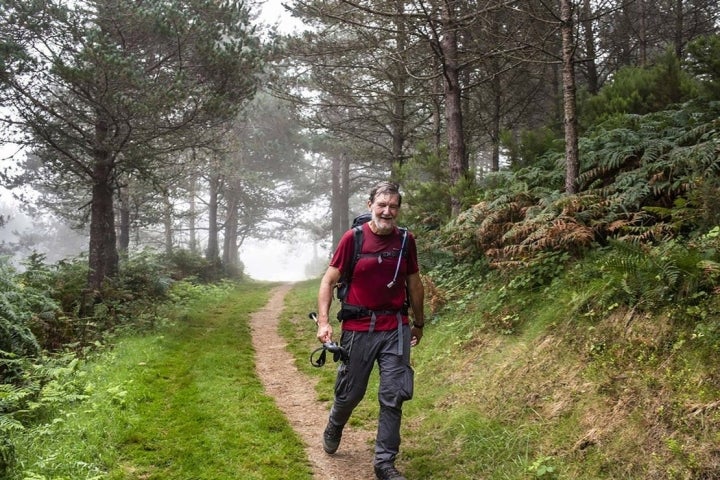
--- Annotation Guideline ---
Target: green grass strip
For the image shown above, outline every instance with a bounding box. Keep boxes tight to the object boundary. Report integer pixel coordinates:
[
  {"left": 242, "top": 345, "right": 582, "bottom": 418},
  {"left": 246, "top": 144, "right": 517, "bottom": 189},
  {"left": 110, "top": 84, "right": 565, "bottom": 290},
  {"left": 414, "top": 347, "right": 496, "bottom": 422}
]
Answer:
[{"left": 12, "top": 282, "right": 312, "bottom": 480}]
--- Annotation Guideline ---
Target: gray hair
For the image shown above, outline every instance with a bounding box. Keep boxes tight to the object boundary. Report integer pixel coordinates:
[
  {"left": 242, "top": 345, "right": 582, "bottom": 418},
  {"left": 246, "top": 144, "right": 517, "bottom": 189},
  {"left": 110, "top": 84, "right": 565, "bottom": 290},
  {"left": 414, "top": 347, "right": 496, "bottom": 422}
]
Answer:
[{"left": 369, "top": 181, "right": 402, "bottom": 207}]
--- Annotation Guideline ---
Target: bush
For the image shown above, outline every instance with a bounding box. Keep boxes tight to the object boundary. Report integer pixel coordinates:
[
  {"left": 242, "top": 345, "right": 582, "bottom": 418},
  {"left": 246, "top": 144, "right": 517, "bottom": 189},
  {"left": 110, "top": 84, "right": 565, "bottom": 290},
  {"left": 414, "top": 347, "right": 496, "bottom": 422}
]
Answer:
[
  {"left": 582, "top": 51, "right": 699, "bottom": 127},
  {"left": 161, "top": 248, "right": 224, "bottom": 282},
  {"left": 0, "top": 258, "right": 47, "bottom": 367}
]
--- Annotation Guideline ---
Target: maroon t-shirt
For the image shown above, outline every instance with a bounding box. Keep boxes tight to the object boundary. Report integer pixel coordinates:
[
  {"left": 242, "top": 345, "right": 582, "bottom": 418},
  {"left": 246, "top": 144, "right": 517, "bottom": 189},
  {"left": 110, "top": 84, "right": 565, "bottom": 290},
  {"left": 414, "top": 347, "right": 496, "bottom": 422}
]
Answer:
[{"left": 330, "top": 222, "right": 419, "bottom": 331}]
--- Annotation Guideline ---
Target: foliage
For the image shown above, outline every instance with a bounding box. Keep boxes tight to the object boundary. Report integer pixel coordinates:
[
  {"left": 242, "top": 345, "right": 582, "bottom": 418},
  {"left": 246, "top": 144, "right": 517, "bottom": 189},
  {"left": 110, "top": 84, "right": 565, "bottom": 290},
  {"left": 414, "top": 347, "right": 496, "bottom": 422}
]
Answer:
[
  {"left": 499, "top": 126, "right": 564, "bottom": 170},
  {"left": 1, "top": 0, "right": 266, "bottom": 290},
  {"left": 685, "top": 34, "right": 720, "bottom": 100},
  {"left": 528, "top": 456, "right": 558, "bottom": 479},
  {"left": 0, "top": 352, "right": 89, "bottom": 478},
  {"left": 426, "top": 98, "right": 720, "bottom": 287},
  {"left": 0, "top": 258, "right": 47, "bottom": 366},
  {"left": 406, "top": 244, "right": 720, "bottom": 478},
  {"left": 0, "top": 248, "right": 245, "bottom": 474},
  {"left": 161, "top": 248, "right": 225, "bottom": 282},
  {"left": 580, "top": 238, "right": 720, "bottom": 312},
  {"left": 581, "top": 52, "right": 699, "bottom": 127},
  {"left": 398, "top": 145, "right": 453, "bottom": 232}
]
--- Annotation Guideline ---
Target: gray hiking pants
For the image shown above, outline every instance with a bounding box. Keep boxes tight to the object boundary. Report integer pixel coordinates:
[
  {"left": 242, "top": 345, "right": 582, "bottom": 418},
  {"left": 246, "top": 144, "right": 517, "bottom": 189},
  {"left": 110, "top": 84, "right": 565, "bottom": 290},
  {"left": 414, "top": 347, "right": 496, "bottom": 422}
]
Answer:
[{"left": 328, "top": 324, "right": 414, "bottom": 468}]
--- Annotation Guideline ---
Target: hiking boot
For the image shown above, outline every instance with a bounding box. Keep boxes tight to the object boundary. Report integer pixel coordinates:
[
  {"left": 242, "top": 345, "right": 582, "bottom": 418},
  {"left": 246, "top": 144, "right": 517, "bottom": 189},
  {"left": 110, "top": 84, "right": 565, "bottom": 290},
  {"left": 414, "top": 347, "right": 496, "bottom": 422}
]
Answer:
[
  {"left": 374, "top": 465, "right": 407, "bottom": 480},
  {"left": 322, "top": 422, "right": 343, "bottom": 454}
]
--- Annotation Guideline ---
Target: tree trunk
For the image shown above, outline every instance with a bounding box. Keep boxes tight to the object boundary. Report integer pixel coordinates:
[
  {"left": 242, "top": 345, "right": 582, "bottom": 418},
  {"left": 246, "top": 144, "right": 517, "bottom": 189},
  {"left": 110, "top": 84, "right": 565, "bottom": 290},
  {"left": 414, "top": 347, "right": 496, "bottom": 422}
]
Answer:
[
  {"left": 674, "top": 0, "right": 684, "bottom": 58},
  {"left": 88, "top": 152, "right": 118, "bottom": 291},
  {"left": 331, "top": 155, "right": 343, "bottom": 249},
  {"left": 118, "top": 183, "right": 130, "bottom": 256},
  {"left": 206, "top": 174, "right": 221, "bottom": 262},
  {"left": 582, "top": 0, "right": 599, "bottom": 94},
  {"left": 163, "top": 193, "right": 173, "bottom": 256},
  {"left": 330, "top": 152, "right": 352, "bottom": 250},
  {"left": 440, "top": 0, "right": 467, "bottom": 216},
  {"left": 561, "top": 0, "right": 580, "bottom": 195},
  {"left": 341, "top": 153, "right": 350, "bottom": 229},
  {"left": 222, "top": 191, "right": 239, "bottom": 275},
  {"left": 490, "top": 73, "right": 502, "bottom": 172},
  {"left": 188, "top": 173, "right": 198, "bottom": 253},
  {"left": 638, "top": 0, "right": 647, "bottom": 66},
  {"left": 390, "top": 0, "right": 408, "bottom": 177},
  {"left": 432, "top": 67, "right": 443, "bottom": 156}
]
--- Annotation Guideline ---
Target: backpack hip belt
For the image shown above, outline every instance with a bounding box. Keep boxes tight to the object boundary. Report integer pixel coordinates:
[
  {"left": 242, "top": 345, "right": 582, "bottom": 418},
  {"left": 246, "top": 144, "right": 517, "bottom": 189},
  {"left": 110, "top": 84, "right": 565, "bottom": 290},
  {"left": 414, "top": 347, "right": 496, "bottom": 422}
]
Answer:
[{"left": 337, "top": 303, "right": 409, "bottom": 321}]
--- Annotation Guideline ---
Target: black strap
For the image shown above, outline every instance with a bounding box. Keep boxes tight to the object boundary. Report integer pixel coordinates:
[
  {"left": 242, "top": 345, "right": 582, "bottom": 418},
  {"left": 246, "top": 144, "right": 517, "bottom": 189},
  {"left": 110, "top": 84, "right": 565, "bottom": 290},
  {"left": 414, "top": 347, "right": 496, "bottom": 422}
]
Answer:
[
  {"left": 337, "top": 303, "right": 408, "bottom": 321},
  {"left": 310, "top": 343, "right": 350, "bottom": 367},
  {"left": 310, "top": 347, "right": 328, "bottom": 367}
]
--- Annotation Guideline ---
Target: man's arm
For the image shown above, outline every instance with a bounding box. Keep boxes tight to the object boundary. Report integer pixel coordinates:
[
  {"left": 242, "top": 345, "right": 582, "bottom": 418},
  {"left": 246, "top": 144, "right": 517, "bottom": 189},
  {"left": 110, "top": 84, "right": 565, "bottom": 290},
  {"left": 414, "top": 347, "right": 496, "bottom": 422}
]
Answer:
[
  {"left": 407, "top": 272, "right": 425, "bottom": 345},
  {"left": 317, "top": 266, "right": 341, "bottom": 343}
]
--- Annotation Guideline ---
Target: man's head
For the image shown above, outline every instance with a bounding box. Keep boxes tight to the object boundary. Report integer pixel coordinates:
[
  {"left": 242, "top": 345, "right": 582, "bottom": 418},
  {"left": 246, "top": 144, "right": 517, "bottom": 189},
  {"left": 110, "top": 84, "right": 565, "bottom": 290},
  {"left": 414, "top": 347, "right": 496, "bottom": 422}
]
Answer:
[{"left": 367, "top": 181, "right": 402, "bottom": 235}]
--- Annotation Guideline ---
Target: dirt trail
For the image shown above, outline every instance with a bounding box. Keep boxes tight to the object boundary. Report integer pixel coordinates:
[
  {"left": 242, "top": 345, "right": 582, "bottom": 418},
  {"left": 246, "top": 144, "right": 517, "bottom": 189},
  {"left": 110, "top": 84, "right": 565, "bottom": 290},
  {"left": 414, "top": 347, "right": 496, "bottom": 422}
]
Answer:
[{"left": 250, "top": 284, "right": 376, "bottom": 480}]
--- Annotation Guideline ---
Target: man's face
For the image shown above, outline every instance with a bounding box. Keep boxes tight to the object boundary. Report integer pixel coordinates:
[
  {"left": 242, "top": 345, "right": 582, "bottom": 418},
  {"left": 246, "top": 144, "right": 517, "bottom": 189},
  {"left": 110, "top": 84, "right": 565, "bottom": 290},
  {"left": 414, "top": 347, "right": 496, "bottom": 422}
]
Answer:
[{"left": 369, "top": 192, "right": 400, "bottom": 234}]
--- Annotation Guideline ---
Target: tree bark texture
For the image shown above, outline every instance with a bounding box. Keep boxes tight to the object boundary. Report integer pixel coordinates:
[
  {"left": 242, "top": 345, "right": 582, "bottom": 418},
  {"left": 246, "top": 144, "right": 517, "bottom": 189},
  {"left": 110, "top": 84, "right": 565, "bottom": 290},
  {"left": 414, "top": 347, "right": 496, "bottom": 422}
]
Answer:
[
  {"left": 163, "top": 194, "right": 173, "bottom": 256},
  {"left": 118, "top": 184, "right": 130, "bottom": 256},
  {"left": 188, "top": 173, "right": 198, "bottom": 254},
  {"left": 223, "top": 192, "right": 240, "bottom": 273},
  {"left": 674, "top": 0, "right": 684, "bottom": 58},
  {"left": 390, "top": 0, "right": 408, "bottom": 176},
  {"left": 206, "top": 174, "right": 221, "bottom": 262},
  {"left": 561, "top": 0, "right": 580, "bottom": 195},
  {"left": 331, "top": 155, "right": 344, "bottom": 249},
  {"left": 440, "top": 0, "right": 467, "bottom": 216},
  {"left": 88, "top": 153, "right": 118, "bottom": 291},
  {"left": 582, "top": 0, "right": 599, "bottom": 94}
]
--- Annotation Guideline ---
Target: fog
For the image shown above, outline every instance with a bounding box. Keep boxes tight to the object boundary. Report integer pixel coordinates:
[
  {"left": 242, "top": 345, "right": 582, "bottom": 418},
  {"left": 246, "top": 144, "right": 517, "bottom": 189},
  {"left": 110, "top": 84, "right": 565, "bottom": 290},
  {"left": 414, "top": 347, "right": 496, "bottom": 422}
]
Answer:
[
  {"left": 1, "top": 6, "right": 322, "bottom": 282},
  {"left": 1, "top": 186, "right": 329, "bottom": 282},
  {"left": 0, "top": 208, "right": 326, "bottom": 282},
  {"left": 241, "top": 238, "right": 328, "bottom": 281}
]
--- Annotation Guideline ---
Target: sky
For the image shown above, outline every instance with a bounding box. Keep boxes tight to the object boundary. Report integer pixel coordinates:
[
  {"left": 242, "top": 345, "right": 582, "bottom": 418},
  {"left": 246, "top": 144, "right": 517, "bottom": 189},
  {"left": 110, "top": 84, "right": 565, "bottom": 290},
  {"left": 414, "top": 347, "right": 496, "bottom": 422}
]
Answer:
[{"left": 258, "top": 0, "right": 304, "bottom": 34}]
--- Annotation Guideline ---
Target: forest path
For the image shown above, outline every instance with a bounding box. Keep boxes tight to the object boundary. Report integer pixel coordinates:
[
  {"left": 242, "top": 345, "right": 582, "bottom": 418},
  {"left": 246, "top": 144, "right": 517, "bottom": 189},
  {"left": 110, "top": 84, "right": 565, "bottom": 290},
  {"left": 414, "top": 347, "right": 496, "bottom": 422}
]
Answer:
[{"left": 250, "top": 284, "right": 375, "bottom": 480}]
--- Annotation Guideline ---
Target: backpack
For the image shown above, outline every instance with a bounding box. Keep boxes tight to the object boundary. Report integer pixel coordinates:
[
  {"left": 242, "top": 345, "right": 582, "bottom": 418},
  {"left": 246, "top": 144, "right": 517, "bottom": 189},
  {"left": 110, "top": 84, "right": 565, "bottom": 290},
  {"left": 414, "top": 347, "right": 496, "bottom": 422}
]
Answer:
[{"left": 335, "top": 213, "right": 409, "bottom": 303}]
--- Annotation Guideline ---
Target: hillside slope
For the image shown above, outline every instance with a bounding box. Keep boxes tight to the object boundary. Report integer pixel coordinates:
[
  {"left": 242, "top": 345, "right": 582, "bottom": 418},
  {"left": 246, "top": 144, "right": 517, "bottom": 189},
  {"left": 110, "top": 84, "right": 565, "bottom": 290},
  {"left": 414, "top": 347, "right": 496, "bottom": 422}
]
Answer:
[{"left": 283, "top": 273, "right": 720, "bottom": 479}]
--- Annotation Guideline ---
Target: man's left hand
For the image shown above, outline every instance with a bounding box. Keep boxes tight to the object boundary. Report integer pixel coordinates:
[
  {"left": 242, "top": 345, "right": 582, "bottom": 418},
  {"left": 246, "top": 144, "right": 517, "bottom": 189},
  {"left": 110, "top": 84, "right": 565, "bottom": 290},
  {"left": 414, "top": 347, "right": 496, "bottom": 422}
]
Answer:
[{"left": 411, "top": 326, "right": 423, "bottom": 346}]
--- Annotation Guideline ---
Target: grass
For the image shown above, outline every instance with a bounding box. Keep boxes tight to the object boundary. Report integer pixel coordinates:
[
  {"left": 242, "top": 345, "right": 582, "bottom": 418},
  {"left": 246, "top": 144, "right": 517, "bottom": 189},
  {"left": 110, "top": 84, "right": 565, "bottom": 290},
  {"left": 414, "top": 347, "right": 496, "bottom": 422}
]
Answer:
[
  {"left": 10, "top": 260, "right": 720, "bottom": 479},
  {"left": 10, "top": 281, "right": 313, "bottom": 480},
  {"left": 279, "top": 268, "right": 720, "bottom": 479}
]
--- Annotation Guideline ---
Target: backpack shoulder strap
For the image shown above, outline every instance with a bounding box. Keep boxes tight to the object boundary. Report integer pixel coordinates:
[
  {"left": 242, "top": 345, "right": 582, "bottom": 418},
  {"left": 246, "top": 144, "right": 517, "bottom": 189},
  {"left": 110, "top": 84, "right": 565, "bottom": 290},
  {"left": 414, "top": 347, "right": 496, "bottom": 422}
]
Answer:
[
  {"left": 350, "top": 224, "right": 364, "bottom": 274},
  {"left": 336, "top": 224, "right": 364, "bottom": 302}
]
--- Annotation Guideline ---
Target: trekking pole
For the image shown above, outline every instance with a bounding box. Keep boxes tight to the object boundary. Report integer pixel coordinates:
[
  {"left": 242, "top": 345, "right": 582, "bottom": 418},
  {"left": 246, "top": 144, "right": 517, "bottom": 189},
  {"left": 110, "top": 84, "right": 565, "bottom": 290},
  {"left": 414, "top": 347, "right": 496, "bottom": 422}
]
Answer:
[{"left": 308, "top": 312, "right": 349, "bottom": 366}]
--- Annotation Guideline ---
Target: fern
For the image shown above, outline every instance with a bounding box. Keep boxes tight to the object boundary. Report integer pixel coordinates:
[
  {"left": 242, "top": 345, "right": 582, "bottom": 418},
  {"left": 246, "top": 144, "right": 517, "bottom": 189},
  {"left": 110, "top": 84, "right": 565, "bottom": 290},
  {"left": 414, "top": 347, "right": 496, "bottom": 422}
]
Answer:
[{"left": 597, "top": 239, "right": 717, "bottom": 309}]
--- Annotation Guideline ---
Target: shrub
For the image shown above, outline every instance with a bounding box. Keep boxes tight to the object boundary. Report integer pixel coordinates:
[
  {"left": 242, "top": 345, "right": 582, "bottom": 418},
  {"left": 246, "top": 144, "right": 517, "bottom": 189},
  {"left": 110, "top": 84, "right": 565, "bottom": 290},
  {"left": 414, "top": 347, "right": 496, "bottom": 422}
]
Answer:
[{"left": 0, "top": 259, "right": 46, "bottom": 367}]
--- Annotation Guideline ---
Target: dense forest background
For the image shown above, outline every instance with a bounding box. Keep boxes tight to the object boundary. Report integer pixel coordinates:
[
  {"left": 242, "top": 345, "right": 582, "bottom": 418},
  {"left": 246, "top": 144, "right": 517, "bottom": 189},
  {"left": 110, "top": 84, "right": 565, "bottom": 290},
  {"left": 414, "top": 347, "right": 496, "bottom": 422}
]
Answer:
[{"left": 1, "top": 0, "right": 720, "bottom": 477}]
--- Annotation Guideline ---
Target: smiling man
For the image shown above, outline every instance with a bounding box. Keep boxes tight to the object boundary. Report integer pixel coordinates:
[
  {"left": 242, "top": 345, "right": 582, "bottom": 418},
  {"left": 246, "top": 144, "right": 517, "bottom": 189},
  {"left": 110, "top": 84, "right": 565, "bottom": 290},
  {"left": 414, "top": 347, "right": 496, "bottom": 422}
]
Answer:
[{"left": 316, "top": 181, "right": 425, "bottom": 480}]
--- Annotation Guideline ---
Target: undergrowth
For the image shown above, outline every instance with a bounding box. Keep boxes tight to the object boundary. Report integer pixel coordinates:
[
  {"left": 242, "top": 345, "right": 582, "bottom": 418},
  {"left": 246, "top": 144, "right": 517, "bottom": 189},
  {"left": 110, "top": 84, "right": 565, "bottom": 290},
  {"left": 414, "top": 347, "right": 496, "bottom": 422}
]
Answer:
[
  {"left": 281, "top": 233, "right": 720, "bottom": 479},
  {"left": 6, "top": 281, "right": 311, "bottom": 480}
]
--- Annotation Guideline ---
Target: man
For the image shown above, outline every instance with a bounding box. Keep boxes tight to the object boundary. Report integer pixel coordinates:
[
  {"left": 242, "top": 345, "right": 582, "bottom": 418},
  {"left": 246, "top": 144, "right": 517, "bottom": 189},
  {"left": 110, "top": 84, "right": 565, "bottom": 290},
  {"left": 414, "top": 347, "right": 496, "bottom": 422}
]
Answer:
[{"left": 316, "top": 181, "right": 425, "bottom": 480}]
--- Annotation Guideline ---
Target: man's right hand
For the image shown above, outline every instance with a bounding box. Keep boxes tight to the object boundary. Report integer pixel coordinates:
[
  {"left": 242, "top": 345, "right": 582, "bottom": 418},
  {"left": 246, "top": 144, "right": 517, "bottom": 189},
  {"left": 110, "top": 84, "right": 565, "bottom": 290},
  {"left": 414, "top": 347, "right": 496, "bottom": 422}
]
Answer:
[{"left": 316, "top": 321, "right": 333, "bottom": 344}]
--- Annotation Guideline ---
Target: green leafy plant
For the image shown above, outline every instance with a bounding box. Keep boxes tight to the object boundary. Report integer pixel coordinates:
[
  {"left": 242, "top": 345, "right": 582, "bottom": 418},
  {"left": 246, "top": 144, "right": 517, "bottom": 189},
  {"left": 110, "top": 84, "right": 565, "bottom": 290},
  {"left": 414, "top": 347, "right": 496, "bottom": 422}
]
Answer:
[{"left": 528, "top": 456, "right": 558, "bottom": 478}]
